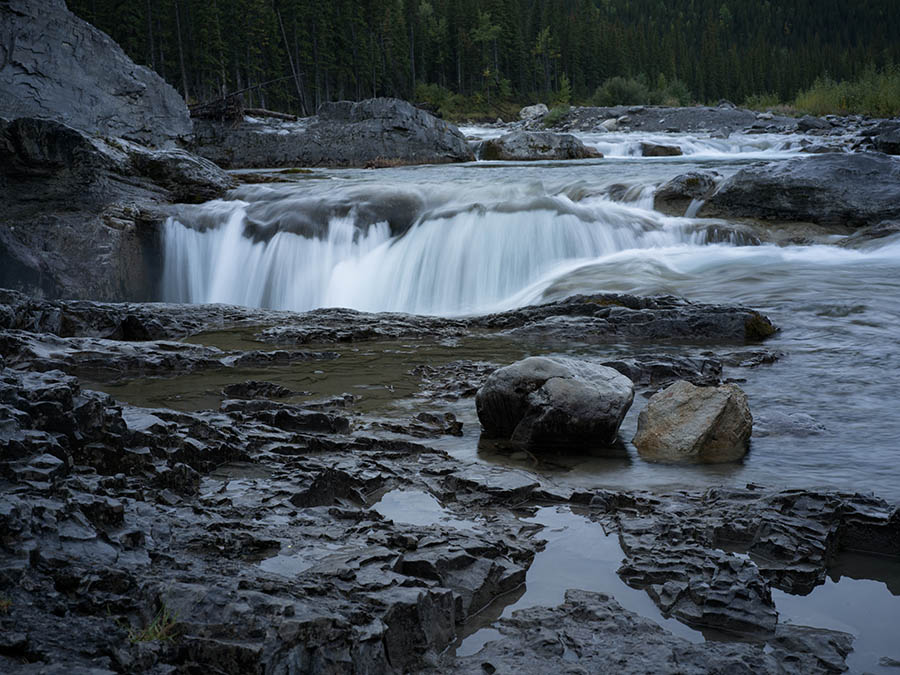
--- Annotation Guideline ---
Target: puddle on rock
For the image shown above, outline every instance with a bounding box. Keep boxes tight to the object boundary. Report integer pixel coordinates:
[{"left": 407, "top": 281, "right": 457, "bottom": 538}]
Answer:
[
  {"left": 258, "top": 541, "right": 343, "bottom": 577},
  {"left": 456, "top": 506, "right": 900, "bottom": 672},
  {"left": 773, "top": 551, "right": 900, "bottom": 674},
  {"left": 455, "top": 505, "right": 702, "bottom": 657},
  {"left": 372, "top": 489, "right": 480, "bottom": 530}
]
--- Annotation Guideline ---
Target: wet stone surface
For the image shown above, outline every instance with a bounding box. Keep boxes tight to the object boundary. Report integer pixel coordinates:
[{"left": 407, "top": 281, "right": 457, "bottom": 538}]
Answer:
[{"left": 0, "top": 294, "right": 897, "bottom": 673}]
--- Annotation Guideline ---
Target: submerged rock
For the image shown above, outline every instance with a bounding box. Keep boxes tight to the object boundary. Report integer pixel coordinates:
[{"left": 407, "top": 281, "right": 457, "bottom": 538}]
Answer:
[
  {"left": 653, "top": 171, "right": 719, "bottom": 216},
  {"left": 699, "top": 153, "right": 900, "bottom": 228},
  {"left": 192, "top": 97, "right": 474, "bottom": 169},
  {"left": 479, "top": 130, "right": 602, "bottom": 161},
  {"left": 633, "top": 380, "right": 752, "bottom": 463},
  {"left": 475, "top": 356, "right": 634, "bottom": 450},
  {"left": 0, "top": 0, "right": 191, "bottom": 146},
  {"left": 640, "top": 141, "right": 683, "bottom": 157}
]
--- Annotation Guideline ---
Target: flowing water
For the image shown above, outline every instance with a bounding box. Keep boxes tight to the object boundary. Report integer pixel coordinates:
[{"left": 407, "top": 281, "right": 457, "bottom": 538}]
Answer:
[{"left": 155, "top": 128, "right": 900, "bottom": 670}]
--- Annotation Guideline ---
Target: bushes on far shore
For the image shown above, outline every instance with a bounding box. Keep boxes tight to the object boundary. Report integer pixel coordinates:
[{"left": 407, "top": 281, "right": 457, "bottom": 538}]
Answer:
[
  {"left": 591, "top": 74, "right": 692, "bottom": 107},
  {"left": 793, "top": 66, "right": 900, "bottom": 117}
]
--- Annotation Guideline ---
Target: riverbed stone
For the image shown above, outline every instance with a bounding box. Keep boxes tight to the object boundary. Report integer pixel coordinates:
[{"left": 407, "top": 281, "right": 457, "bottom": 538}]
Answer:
[
  {"left": 653, "top": 171, "right": 719, "bottom": 215},
  {"left": 480, "top": 130, "right": 602, "bottom": 161},
  {"left": 699, "top": 152, "right": 900, "bottom": 228},
  {"left": 633, "top": 380, "right": 752, "bottom": 463},
  {"left": 640, "top": 141, "right": 683, "bottom": 157},
  {"left": 476, "top": 356, "right": 634, "bottom": 450}
]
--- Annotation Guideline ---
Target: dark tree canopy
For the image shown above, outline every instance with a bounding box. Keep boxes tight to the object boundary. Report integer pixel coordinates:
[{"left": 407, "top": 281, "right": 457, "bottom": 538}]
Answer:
[{"left": 68, "top": 0, "right": 900, "bottom": 113}]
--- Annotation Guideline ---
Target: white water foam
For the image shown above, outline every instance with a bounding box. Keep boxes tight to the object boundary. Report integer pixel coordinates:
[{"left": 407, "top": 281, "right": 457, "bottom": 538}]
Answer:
[{"left": 162, "top": 195, "right": 727, "bottom": 315}]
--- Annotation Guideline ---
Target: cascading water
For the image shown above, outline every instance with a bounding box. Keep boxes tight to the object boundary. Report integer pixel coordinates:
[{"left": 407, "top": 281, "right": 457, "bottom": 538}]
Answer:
[{"left": 162, "top": 190, "right": 726, "bottom": 315}]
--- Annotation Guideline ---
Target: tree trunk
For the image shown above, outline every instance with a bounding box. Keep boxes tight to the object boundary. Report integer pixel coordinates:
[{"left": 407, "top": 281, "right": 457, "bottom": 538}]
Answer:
[{"left": 173, "top": 0, "right": 190, "bottom": 101}]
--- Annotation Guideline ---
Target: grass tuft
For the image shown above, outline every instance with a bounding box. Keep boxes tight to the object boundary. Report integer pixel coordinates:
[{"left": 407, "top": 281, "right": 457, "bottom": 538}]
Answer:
[{"left": 128, "top": 605, "right": 179, "bottom": 643}]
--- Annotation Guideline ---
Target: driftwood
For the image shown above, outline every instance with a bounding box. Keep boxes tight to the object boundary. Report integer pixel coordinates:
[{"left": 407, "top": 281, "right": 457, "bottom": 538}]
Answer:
[
  {"left": 243, "top": 108, "right": 298, "bottom": 122},
  {"left": 189, "top": 94, "right": 244, "bottom": 123}
]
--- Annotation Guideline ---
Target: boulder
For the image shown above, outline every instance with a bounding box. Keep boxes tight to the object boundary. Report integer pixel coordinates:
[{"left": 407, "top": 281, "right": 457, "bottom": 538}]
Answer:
[
  {"left": 191, "top": 97, "right": 475, "bottom": 169},
  {"left": 632, "top": 380, "right": 752, "bottom": 463},
  {"left": 796, "top": 115, "right": 829, "bottom": 132},
  {"left": 600, "top": 118, "right": 619, "bottom": 132},
  {"left": 0, "top": 0, "right": 190, "bottom": 147},
  {"left": 519, "top": 103, "right": 549, "bottom": 120},
  {"left": 870, "top": 121, "right": 900, "bottom": 155},
  {"left": 480, "top": 131, "right": 602, "bottom": 161},
  {"left": 0, "top": 117, "right": 233, "bottom": 300},
  {"left": 475, "top": 356, "right": 634, "bottom": 450},
  {"left": 653, "top": 171, "right": 718, "bottom": 216},
  {"left": 640, "top": 142, "right": 683, "bottom": 157},
  {"left": 699, "top": 153, "right": 900, "bottom": 228}
]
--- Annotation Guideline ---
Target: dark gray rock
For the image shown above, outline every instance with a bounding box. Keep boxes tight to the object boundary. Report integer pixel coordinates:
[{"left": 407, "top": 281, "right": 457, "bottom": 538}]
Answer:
[
  {"left": 654, "top": 171, "right": 719, "bottom": 216},
  {"left": 0, "top": 118, "right": 233, "bottom": 300},
  {"left": 0, "top": 0, "right": 190, "bottom": 147},
  {"left": 192, "top": 97, "right": 474, "bottom": 168},
  {"left": 640, "top": 141, "right": 683, "bottom": 157},
  {"left": 699, "top": 153, "right": 900, "bottom": 228},
  {"left": 475, "top": 356, "right": 634, "bottom": 450},
  {"left": 871, "top": 121, "right": 900, "bottom": 155},
  {"left": 441, "top": 590, "right": 852, "bottom": 674},
  {"left": 479, "top": 130, "right": 601, "bottom": 161},
  {"left": 797, "top": 115, "right": 830, "bottom": 132},
  {"left": 836, "top": 220, "right": 900, "bottom": 248}
]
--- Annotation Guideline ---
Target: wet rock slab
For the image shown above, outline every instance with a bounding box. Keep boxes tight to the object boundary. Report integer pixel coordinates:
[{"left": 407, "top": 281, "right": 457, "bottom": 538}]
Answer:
[
  {"left": 0, "top": 293, "right": 894, "bottom": 673},
  {"left": 441, "top": 590, "right": 852, "bottom": 674}
]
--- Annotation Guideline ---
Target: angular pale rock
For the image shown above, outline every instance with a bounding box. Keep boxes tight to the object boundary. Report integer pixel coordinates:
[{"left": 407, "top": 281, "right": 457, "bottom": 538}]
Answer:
[
  {"left": 519, "top": 103, "right": 549, "bottom": 120},
  {"left": 475, "top": 356, "right": 634, "bottom": 451},
  {"left": 600, "top": 118, "right": 619, "bottom": 131},
  {"left": 633, "top": 380, "right": 752, "bottom": 463}
]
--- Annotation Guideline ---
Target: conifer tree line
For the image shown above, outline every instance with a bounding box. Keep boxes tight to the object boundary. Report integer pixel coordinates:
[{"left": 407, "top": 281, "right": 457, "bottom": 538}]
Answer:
[{"left": 68, "top": 0, "right": 900, "bottom": 114}]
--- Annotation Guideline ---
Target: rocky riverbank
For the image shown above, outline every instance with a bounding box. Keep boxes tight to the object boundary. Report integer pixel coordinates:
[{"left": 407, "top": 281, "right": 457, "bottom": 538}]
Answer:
[{"left": 1, "top": 291, "right": 898, "bottom": 673}]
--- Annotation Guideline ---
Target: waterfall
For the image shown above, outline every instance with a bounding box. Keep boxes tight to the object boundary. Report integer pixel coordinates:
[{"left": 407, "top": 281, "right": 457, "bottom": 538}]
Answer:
[{"left": 162, "top": 190, "right": 729, "bottom": 316}]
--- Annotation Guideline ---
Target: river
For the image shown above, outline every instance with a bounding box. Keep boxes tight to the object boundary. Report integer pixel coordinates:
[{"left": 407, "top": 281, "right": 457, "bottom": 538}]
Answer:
[{"left": 159, "top": 128, "right": 900, "bottom": 502}]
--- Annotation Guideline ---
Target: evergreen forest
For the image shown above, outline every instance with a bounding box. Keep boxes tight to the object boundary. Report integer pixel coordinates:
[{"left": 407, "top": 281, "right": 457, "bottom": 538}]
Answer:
[{"left": 69, "top": 0, "right": 900, "bottom": 115}]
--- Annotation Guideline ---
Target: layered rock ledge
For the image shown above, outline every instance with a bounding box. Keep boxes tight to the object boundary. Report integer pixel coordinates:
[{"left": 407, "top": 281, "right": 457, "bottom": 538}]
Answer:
[{"left": 191, "top": 98, "right": 475, "bottom": 169}]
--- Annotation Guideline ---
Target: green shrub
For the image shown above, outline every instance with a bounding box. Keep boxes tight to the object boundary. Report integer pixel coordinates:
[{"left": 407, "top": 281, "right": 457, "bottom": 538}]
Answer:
[
  {"left": 543, "top": 105, "right": 571, "bottom": 127},
  {"left": 794, "top": 66, "right": 900, "bottom": 117},
  {"left": 591, "top": 74, "right": 693, "bottom": 106},
  {"left": 592, "top": 76, "right": 651, "bottom": 106},
  {"left": 743, "top": 92, "right": 782, "bottom": 111}
]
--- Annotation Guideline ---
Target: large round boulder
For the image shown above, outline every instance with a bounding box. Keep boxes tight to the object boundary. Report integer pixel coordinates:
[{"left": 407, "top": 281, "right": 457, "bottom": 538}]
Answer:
[
  {"left": 633, "top": 380, "right": 752, "bottom": 463},
  {"left": 475, "top": 356, "right": 634, "bottom": 451}
]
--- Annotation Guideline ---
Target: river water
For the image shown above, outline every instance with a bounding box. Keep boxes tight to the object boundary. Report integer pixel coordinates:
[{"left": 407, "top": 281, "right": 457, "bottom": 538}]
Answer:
[
  {"left": 152, "top": 128, "right": 900, "bottom": 671},
  {"left": 160, "top": 128, "right": 900, "bottom": 501}
]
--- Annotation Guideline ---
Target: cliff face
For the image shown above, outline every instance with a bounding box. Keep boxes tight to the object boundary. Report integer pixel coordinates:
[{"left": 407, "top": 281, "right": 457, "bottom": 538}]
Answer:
[{"left": 0, "top": 0, "right": 191, "bottom": 147}]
